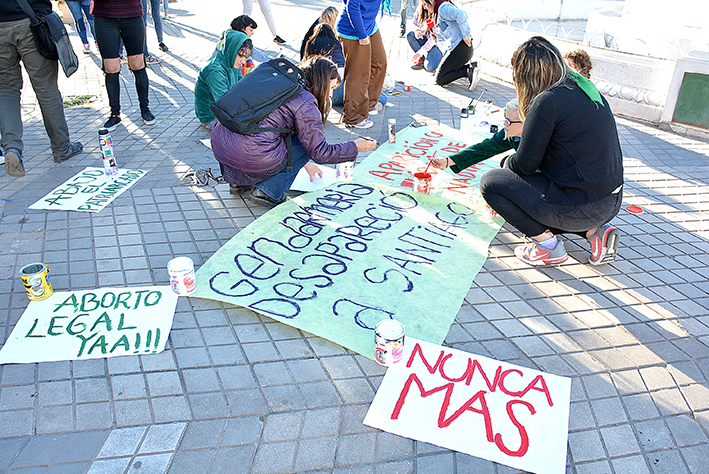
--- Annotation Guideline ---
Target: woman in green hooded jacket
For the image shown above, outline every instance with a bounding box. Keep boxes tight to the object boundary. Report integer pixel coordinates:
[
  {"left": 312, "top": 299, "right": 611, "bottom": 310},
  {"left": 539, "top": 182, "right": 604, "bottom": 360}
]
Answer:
[{"left": 194, "top": 30, "right": 252, "bottom": 129}]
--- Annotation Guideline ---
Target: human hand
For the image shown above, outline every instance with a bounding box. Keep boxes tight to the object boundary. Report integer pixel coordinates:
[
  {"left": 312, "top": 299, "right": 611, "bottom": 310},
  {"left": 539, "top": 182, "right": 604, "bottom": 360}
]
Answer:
[
  {"left": 412, "top": 52, "right": 422, "bottom": 63},
  {"left": 430, "top": 158, "right": 450, "bottom": 170},
  {"left": 304, "top": 162, "right": 323, "bottom": 182},
  {"left": 414, "top": 30, "right": 423, "bottom": 39},
  {"left": 463, "top": 37, "right": 472, "bottom": 47},
  {"left": 359, "top": 37, "right": 370, "bottom": 46},
  {"left": 355, "top": 138, "right": 376, "bottom": 152}
]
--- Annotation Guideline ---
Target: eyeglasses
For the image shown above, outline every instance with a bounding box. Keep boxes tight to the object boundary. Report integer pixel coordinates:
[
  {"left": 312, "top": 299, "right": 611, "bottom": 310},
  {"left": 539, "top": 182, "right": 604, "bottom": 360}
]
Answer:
[{"left": 504, "top": 115, "right": 522, "bottom": 126}]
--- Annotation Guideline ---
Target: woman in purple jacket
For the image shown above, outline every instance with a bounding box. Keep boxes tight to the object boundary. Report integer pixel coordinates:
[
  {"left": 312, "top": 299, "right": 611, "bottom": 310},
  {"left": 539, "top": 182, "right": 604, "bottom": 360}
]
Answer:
[{"left": 211, "top": 57, "right": 376, "bottom": 208}]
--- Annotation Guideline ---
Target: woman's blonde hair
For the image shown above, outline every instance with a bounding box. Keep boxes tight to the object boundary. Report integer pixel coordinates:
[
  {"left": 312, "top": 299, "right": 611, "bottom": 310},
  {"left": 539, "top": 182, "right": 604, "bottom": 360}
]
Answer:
[
  {"left": 320, "top": 6, "right": 339, "bottom": 30},
  {"left": 511, "top": 36, "right": 568, "bottom": 119},
  {"left": 298, "top": 56, "right": 340, "bottom": 123}
]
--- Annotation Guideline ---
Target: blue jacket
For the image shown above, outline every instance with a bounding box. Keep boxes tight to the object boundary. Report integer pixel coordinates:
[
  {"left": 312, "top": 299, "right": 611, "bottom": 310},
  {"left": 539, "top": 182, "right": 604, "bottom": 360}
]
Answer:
[
  {"left": 337, "top": 0, "right": 383, "bottom": 40},
  {"left": 436, "top": 2, "right": 471, "bottom": 53}
]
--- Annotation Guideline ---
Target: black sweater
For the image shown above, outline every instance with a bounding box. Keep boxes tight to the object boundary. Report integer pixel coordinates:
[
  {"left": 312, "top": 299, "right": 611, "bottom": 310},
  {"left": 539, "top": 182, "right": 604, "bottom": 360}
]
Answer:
[
  {"left": 508, "top": 80, "right": 623, "bottom": 206},
  {"left": 1, "top": 0, "right": 52, "bottom": 22}
]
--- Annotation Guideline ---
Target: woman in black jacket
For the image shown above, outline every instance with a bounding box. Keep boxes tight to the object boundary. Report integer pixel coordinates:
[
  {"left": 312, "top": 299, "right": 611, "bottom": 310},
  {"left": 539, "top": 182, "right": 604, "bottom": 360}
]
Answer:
[{"left": 480, "top": 36, "right": 623, "bottom": 267}]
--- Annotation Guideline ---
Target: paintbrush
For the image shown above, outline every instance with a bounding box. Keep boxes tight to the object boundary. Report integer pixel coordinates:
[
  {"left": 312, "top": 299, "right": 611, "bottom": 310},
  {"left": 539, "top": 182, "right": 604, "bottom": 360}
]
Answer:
[{"left": 351, "top": 132, "right": 381, "bottom": 146}]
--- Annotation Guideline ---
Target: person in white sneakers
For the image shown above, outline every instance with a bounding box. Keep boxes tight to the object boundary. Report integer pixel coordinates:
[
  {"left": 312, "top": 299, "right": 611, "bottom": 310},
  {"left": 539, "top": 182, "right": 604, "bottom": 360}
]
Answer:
[{"left": 241, "top": 0, "right": 285, "bottom": 45}]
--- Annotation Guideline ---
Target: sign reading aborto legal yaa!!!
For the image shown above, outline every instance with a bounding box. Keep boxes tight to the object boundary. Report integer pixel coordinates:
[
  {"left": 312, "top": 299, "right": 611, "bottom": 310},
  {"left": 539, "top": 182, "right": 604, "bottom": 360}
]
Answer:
[
  {"left": 0, "top": 287, "right": 178, "bottom": 364},
  {"left": 29, "top": 167, "right": 147, "bottom": 213},
  {"left": 364, "top": 338, "right": 572, "bottom": 474}
]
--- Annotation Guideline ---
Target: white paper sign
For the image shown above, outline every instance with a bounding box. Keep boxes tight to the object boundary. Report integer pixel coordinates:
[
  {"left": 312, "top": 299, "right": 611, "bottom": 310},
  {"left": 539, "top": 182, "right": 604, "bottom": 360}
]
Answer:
[
  {"left": 29, "top": 167, "right": 147, "bottom": 213},
  {"left": 364, "top": 338, "right": 571, "bottom": 474},
  {"left": 289, "top": 165, "right": 338, "bottom": 192},
  {"left": 0, "top": 287, "right": 178, "bottom": 364}
]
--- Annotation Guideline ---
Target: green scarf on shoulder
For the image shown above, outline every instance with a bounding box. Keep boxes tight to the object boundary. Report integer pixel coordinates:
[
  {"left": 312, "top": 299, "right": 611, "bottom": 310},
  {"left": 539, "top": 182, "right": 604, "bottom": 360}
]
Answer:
[{"left": 569, "top": 70, "right": 603, "bottom": 107}]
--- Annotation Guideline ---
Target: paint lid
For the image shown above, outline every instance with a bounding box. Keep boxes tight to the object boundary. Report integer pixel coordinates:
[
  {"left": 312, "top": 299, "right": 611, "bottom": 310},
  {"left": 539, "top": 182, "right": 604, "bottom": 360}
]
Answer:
[
  {"left": 376, "top": 319, "right": 405, "bottom": 338},
  {"left": 167, "top": 256, "right": 194, "bottom": 272},
  {"left": 625, "top": 205, "right": 644, "bottom": 215}
]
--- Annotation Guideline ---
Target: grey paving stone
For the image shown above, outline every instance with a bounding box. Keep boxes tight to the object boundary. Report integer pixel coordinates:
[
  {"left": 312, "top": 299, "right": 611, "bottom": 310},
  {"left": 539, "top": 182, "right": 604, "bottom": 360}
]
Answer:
[
  {"left": 299, "top": 407, "right": 341, "bottom": 439},
  {"left": 600, "top": 424, "right": 641, "bottom": 456},
  {"left": 644, "top": 449, "right": 690, "bottom": 474},
  {"left": 165, "top": 448, "right": 216, "bottom": 474},
  {"left": 151, "top": 395, "right": 192, "bottom": 423},
  {"left": 294, "top": 436, "right": 337, "bottom": 471},
  {"left": 0, "top": 437, "right": 27, "bottom": 469},
  {"left": 178, "top": 420, "right": 224, "bottom": 450},
  {"left": 189, "top": 391, "right": 230, "bottom": 419},
  {"left": 220, "top": 416, "right": 263, "bottom": 447},
  {"left": 86, "top": 457, "right": 132, "bottom": 474},
  {"left": 333, "top": 378, "right": 376, "bottom": 404},
  {"left": 681, "top": 443, "right": 709, "bottom": 474},
  {"left": 12, "top": 434, "right": 68, "bottom": 467},
  {"left": 114, "top": 399, "right": 152, "bottom": 427},
  {"left": 299, "top": 380, "right": 343, "bottom": 408},
  {"left": 138, "top": 422, "right": 187, "bottom": 454},
  {"left": 225, "top": 389, "right": 269, "bottom": 417},
  {"left": 376, "top": 432, "right": 414, "bottom": 462},
  {"left": 36, "top": 404, "right": 74, "bottom": 433},
  {"left": 54, "top": 430, "right": 109, "bottom": 463},
  {"left": 262, "top": 411, "right": 303, "bottom": 443},
  {"left": 336, "top": 432, "right": 377, "bottom": 466},
  {"left": 665, "top": 414, "right": 709, "bottom": 446},
  {"left": 210, "top": 445, "right": 255, "bottom": 474},
  {"left": 181, "top": 368, "right": 220, "bottom": 393},
  {"left": 76, "top": 401, "right": 113, "bottom": 430},
  {"left": 253, "top": 361, "right": 292, "bottom": 386},
  {"left": 415, "top": 452, "right": 454, "bottom": 474},
  {"left": 568, "top": 430, "right": 606, "bottom": 463},
  {"left": 75, "top": 377, "right": 111, "bottom": 402},
  {"left": 251, "top": 441, "right": 297, "bottom": 474},
  {"left": 262, "top": 384, "right": 307, "bottom": 412}
]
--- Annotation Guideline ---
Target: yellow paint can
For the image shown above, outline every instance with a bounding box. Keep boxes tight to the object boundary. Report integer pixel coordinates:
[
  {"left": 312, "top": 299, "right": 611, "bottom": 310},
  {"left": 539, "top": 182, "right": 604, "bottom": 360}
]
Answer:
[{"left": 20, "top": 263, "right": 53, "bottom": 301}]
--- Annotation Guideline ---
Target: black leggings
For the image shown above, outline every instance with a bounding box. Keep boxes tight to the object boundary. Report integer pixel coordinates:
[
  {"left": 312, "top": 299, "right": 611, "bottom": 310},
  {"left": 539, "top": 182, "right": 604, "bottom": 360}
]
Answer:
[
  {"left": 435, "top": 40, "right": 473, "bottom": 86},
  {"left": 480, "top": 168, "right": 622, "bottom": 238}
]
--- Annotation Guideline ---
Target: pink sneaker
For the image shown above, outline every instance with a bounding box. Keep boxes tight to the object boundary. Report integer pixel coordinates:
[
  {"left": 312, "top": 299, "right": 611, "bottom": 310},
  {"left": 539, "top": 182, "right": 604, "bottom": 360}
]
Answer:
[
  {"left": 588, "top": 224, "right": 620, "bottom": 266},
  {"left": 514, "top": 238, "right": 568, "bottom": 266}
]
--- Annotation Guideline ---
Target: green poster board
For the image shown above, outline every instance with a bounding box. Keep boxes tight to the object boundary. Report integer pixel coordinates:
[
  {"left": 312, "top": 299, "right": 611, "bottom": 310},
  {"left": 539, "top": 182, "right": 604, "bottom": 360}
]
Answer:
[{"left": 672, "top": 72, "right": 709, "bottom": 129}]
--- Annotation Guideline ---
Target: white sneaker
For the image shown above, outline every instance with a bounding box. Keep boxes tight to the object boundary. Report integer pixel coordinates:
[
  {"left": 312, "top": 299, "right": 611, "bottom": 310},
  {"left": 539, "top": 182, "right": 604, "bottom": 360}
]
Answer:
[
  {"left": 368, "top": 109, "right": 378, "bottom": 116},
  {"left": 83, "top": 43, "right": 91, "bottom": 54},
  {"left": 0, "top": 154, "right": 5, "bottom": 166},
  {"left": 347, "top": 119, "right": 374, "bottom": 129},
  {"left": 369, "top": 102, "right": 384, "bottom": 115}
]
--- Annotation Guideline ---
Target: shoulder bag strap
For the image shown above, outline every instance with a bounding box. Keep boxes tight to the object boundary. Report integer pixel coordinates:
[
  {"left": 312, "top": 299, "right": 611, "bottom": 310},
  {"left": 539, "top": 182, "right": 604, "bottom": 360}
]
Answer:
[{"left": 15, "top": 0, "right": 40, "bottom": 25}]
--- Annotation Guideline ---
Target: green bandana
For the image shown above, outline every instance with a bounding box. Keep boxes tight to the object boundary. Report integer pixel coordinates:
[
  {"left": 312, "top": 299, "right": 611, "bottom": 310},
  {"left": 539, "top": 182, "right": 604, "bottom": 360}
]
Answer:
[{"left": 569, "top": 71, "right": 603, "bottom": 107}]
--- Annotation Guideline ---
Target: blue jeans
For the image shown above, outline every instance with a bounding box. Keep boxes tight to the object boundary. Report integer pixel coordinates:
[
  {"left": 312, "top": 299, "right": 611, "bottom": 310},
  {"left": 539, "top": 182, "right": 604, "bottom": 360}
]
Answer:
[
  {"left": 65, "top": 0, "right": 95, "bottom": 45},
  {"left": 406, "top": 31, "right": 442, "bottom": 72},
  {"left": 142, "top": 0, "right": 164, "bottom": 55},
  {"left": 255, "top": 136, "right": 310, "bottom": 202},
  {"left": 332, "top": 84, "right": 387, "bottom": 109}
]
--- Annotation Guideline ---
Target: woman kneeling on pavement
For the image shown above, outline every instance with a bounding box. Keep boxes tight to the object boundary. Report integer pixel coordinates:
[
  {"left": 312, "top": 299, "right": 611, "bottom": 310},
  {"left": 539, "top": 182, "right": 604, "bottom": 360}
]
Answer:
[
  {"left": 210, "top": 56, "right": 376, "bottom": 208},
  {"left": 480, "top": 36, "right": 623, "bottom": 266}
]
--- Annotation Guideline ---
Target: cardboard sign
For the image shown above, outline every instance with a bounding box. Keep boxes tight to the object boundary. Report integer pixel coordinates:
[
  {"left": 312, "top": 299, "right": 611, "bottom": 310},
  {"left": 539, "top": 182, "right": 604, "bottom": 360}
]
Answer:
[
  {"left": 29, "top": 167, "right": 147, "bottom": 213},
  {"left": 0, "top": 287, "right": 178, "bottom": 364},
  {"left": 191, "top": 124, "right": 504, "bottom": 358},
  {"left": 364, "top": 338, "right": 571, "bottom": 474}
]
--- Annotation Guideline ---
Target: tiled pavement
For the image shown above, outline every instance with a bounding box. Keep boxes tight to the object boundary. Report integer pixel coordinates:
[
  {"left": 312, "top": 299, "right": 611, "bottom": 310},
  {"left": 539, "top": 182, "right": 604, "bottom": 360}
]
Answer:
[{"left": 1, "top": 0, "right": 709, "bottom": 473}]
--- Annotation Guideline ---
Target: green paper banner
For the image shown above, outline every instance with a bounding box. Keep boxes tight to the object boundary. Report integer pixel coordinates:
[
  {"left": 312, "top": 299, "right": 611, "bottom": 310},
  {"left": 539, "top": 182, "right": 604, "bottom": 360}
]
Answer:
[{"left": 192, "top": 125, "right": 504, "bottom": 358}]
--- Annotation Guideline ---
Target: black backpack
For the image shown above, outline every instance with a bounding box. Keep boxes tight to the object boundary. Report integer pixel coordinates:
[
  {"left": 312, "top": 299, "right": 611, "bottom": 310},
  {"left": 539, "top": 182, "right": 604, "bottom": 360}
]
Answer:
[{"left": 211, "top": 58, "right": 307, "bottom": 171}]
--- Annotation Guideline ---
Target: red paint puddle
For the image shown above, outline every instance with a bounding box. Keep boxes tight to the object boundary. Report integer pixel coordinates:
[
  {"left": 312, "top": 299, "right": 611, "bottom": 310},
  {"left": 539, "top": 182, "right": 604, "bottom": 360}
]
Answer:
[{"left": 625, "top": 205, "right": 644, "bottom": 215}]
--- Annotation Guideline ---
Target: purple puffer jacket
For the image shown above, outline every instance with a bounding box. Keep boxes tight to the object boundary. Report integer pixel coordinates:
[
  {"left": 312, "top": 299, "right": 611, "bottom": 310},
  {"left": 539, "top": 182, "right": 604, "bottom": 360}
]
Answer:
[{"left": 211, "top": 90, "right": 358, "bottom": 186}]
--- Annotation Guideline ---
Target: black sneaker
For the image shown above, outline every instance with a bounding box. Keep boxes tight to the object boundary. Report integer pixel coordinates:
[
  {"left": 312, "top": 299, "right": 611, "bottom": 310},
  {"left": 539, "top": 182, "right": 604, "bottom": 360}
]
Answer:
[
  {"left": 54, "top": 142, "right": 83, "bottom": 163},
  {"left": 230, "top": 184, "right": 253, "bottom": 195},
  {"left": 103, "top": 114, "right": 121, "bottom": 131},
  {"left": 273, "top": 35, "right": 286, "bottom": 45},
  {"left": 4, "top": 148, "right": 25, "bottom": 178},
  {"left": 400, "top": 26, "right": 406, "bottom": 38},
  {"left": 159, "top": 42, "right": 169, "bottom": 52},
  {"left": 248, "top": 187, "right": 288, "bottom": 208},
  {"left": 142, "top": 109, "right": 156, "bottom": 125}
]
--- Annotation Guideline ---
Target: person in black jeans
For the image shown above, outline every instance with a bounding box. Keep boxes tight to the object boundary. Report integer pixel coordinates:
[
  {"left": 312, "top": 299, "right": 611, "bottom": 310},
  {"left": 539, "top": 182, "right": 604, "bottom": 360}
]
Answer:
[
  {"left": 421, "top": 0, "right": 477, "bottom": 89},
  {"left": 480, "top": 36, "right": 623, "bottom": 267},
  {"left": 93, "top": 0, "right": 155, "bottom": 130}
]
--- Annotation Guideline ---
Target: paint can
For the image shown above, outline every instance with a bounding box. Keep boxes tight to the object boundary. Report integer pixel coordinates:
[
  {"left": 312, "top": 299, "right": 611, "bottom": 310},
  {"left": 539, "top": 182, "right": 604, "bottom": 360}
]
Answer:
[
  {"left": 388, "top": 119, "right": 396, "bottom": 144},
  {"left": 374, "top": 319, "right": 405, "bottom": 366},
  {"left": 413, "top": 172, "right": 432, "bottom": 194},
  {"left": 336, "top": 162, "right": 354, "bottom": 181},
  {"left": 20, "top": 263, "right": 53, "bottom": 301},
  {"left": 167, "top": 257, "right": 197, "bottom": 296},
  {"left": 404, "top": 83, "right": 411, "bottom": 92},
  {"left": 98, "top": 128, "right": 118, "bottom": 177}
]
